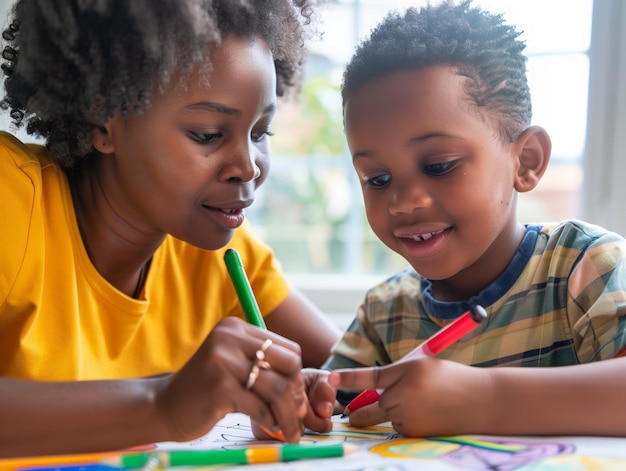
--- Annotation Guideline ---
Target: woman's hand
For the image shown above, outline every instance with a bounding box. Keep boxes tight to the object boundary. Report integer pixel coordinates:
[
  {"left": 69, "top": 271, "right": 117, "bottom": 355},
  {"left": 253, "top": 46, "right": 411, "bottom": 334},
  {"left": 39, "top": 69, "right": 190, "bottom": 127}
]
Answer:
[
  {"left": 301, "top": 368, "right": 335, "bottom": 433},
  {"left": 155, "top": 317, "right": 308, "bottom": 443},
  {"left": 250, "top": 368, "right": 335, "bottom": 439}
]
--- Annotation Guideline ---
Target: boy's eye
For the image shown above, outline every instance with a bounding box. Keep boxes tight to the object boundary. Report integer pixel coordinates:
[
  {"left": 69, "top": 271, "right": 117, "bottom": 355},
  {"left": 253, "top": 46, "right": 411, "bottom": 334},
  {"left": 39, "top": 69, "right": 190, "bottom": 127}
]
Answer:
[
  {"left": 252, "top": 129, "right": 274, "bottom": 143},
  {"left": 424, "top": 161, "right": 457, "bottom": 176},
  {"left": 188, "top": 131, "right": 222, "bottom": 144},
  {"left": 365, "top": 174, "right": 391, "bottom": 188}
]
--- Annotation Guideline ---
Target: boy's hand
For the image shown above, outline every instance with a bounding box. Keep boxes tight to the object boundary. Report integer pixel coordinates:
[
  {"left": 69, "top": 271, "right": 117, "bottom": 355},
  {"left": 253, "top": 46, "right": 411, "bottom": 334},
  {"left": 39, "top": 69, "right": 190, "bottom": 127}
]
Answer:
[{"left": 328, "top": 358, "right": 492, "bottom": 437}]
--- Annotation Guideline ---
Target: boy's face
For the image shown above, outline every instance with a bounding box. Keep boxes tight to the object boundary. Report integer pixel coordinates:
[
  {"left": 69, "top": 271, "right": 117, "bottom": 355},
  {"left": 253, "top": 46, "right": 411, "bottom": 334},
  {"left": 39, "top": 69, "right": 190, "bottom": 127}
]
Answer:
[
  {"left": 344, "top": 64, "right": 525, "bottom": 299},
  {"left": 95, "top": 35, "right": 276, "bottom": 251}
]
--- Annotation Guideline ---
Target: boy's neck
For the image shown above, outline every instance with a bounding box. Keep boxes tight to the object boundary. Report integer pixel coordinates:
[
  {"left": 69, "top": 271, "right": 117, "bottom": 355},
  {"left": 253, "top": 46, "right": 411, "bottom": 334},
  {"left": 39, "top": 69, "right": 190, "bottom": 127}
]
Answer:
[{"left": 430, "top": 222, "right": 527, "bottom": 302}]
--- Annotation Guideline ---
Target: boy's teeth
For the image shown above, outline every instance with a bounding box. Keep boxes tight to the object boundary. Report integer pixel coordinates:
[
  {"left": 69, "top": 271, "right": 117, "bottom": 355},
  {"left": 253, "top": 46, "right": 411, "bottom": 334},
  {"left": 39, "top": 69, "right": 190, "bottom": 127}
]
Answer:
[{"left": 410, "top": 231, "right": 440, "bottom": 242}]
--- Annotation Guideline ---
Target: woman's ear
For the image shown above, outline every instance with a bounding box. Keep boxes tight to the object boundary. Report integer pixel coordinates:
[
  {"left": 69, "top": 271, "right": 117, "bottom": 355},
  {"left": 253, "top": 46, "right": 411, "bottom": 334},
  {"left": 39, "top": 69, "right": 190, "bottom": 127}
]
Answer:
[
  {"left": 91, "top": 123, "right": 114, "bottom": 155},
  {"left": 513, "top": 126, "right": 551, "bottom": 193}
]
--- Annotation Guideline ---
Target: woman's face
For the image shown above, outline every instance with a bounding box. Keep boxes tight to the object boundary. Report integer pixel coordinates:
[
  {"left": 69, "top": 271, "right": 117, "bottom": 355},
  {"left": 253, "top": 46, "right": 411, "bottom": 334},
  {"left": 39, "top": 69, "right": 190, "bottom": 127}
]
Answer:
[{"left": 95, "top": 35, "right": 276, "bottom": 250}]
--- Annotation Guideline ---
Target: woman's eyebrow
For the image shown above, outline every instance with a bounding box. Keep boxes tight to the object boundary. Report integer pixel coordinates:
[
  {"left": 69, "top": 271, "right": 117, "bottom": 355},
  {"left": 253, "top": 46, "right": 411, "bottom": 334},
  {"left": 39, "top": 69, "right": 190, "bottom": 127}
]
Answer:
[{"left": 186, "top": 101, "right": 277, "bottom": 117}]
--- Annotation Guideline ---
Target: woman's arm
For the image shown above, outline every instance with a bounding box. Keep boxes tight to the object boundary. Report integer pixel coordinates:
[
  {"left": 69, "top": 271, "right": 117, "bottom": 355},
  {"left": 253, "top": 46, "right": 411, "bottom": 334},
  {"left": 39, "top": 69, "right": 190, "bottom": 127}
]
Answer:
[
  {"left": 265, "top": 288, "right": 341, "bottom": 368},
  {"left": 0, "top": 317, "right": 308, "bottom": 458}
]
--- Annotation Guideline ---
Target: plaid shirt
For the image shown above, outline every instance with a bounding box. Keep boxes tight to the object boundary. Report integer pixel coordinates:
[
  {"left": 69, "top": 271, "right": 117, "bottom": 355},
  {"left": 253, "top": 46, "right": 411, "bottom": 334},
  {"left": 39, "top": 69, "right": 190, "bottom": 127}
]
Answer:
[{"left": 324, "top": 220, "right": 626, "bottom": 371}]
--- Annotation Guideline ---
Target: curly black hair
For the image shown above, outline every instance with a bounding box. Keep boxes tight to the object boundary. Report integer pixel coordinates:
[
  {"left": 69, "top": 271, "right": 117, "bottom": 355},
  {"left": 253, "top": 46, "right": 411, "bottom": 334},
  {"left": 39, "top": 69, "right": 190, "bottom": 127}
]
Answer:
[
  {"left": 341, "top": 0, "right": 531, "bottom": 143},
  {"left": 0, "top": 0, "right": 320, "bottom": 168}
]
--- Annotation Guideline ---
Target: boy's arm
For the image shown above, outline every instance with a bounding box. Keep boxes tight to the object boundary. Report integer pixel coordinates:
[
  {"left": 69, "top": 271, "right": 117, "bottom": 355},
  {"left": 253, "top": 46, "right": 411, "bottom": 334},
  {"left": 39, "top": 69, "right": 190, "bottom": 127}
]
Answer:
[
  {"left": 328, "top": 355, "right": 626, "bottom": 437},
  {"left": 484, "top": 356, "right": 626, "bottom": 436}
]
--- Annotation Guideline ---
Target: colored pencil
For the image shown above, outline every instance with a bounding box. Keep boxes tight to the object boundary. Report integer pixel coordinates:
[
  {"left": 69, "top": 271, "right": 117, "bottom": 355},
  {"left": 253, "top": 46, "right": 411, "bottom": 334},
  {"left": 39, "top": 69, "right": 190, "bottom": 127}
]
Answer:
[
  {"left": 104, "top": 443, "right": 358, "bottom": 468},
  {"left": 223, "top": 247, "right": 287, "bottom": 441}
]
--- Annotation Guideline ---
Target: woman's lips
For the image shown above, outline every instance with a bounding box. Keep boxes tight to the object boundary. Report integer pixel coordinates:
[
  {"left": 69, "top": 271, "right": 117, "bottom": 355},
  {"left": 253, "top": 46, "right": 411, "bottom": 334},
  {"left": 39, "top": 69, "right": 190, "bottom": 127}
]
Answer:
[{"left": 203, "top": 205, "right": 246, "bottom": 229}]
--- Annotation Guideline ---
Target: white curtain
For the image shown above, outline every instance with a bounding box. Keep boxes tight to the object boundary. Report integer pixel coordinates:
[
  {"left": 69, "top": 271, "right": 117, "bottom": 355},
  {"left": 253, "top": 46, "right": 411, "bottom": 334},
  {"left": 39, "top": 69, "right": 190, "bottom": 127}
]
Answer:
[{"left": 581, "top": 0, "right": 626, "bottom": 235}]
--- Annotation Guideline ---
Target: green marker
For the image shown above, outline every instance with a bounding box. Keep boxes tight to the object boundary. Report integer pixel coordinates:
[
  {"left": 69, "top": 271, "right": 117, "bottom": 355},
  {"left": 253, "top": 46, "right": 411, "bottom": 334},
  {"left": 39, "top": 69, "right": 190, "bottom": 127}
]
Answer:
[
  {"left": 105, "top": 443, "right": 358, "bottom": 468},
  {"left": 224, "top": 248, "right": 266, "bottom": 329}
]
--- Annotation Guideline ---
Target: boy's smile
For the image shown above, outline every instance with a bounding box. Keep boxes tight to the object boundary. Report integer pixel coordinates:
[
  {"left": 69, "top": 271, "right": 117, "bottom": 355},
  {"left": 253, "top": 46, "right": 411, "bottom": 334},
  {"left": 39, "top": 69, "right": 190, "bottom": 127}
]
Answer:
[{"left": 344, "top": 64, "right": 529, "bottom": 301}]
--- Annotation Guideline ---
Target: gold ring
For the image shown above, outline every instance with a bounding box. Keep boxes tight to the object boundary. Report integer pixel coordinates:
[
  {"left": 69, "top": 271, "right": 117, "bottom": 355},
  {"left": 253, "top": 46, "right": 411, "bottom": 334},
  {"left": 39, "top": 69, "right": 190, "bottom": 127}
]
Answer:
[
  {"left": 245, "top": 364, "right": 260, "bottom": 389},
  {"left": 259, "top": 339, "right": 273, "bottom": 353},
  {"left": 246, "top": 339, "right": 273, "bottom": 389},
  {"left": 254, "top": 339, "right": 272, "bottom": 370}
]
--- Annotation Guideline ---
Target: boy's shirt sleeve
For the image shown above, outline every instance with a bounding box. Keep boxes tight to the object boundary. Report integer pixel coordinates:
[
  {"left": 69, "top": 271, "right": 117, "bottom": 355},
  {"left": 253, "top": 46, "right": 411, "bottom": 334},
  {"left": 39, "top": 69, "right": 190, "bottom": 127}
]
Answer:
[
  {"left": 567, "top": 230, "right": 626, "bottom": 362},
  {"left": 322, "top": 301, "right": 392, "bottom": 370}
]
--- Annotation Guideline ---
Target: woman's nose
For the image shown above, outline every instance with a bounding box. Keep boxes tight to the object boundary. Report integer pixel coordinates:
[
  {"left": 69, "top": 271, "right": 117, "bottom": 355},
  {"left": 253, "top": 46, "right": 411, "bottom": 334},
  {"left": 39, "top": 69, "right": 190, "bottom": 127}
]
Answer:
[{"left": 219, "top": 144, "right": 262, "bottom": 183}]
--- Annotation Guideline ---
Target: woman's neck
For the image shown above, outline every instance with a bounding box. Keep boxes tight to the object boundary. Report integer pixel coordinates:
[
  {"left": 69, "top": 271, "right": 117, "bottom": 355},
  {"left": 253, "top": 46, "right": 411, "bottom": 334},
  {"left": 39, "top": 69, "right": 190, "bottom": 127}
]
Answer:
[{"left": 67, "top": 159, "right": 162, "bottom": 298}]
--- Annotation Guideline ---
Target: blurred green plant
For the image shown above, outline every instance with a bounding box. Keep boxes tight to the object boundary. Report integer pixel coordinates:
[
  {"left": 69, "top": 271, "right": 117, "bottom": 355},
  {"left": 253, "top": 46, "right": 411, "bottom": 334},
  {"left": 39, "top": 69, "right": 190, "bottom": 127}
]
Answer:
[
  {"left": 250, "top": 70, "right": 405, "bottom": 274},
  {"left": 272, "top": 73, "right": 347, "bottom": 156}
]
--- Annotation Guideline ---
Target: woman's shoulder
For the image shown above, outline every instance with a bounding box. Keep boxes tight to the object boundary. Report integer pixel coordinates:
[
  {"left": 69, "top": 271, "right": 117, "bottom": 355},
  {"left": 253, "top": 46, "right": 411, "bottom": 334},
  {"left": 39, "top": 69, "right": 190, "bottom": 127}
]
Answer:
[
  {"left": 0, "top": 131, "right": 57, "bottom": 189},
  {"left": 0, "top": 131, "right": 48, "bottom": 164}
]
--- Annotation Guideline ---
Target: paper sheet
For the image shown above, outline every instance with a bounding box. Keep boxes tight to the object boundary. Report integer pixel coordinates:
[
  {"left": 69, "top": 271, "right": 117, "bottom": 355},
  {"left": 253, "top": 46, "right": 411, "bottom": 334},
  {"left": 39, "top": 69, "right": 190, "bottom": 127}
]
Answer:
[{"left": 154, "top": 413, "right": 626, "bottom": 470}]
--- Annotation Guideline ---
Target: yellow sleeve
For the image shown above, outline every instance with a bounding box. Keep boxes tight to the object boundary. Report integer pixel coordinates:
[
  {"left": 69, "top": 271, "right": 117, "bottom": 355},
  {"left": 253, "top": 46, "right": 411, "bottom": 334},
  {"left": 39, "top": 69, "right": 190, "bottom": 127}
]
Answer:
[{"left": 0, "top": 133, "right": 42, "bottom": 302}]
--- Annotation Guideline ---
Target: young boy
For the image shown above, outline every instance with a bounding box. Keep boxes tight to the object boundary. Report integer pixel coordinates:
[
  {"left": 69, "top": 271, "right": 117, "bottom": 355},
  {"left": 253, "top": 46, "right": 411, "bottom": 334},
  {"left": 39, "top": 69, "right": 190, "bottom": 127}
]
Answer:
[{"left": 325, "top": 0, "right": 626, "bottom": 438}]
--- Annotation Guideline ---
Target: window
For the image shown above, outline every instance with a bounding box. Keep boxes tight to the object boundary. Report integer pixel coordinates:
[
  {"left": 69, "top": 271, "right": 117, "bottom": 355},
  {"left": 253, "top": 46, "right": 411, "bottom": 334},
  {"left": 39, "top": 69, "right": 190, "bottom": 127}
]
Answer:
[{"left": 248, "top": 0, "right": 593, "bottom": 277}]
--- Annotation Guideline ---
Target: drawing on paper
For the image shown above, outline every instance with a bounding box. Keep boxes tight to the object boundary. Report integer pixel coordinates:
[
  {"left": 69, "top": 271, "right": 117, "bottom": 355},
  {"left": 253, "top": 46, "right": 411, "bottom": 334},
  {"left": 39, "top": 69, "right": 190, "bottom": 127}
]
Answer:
[
  {"left": 157, "top": 415, "right": 397, "bottom": 451},
  {"left": 370, "top": 436, "right": 575, "bottom": 470}
]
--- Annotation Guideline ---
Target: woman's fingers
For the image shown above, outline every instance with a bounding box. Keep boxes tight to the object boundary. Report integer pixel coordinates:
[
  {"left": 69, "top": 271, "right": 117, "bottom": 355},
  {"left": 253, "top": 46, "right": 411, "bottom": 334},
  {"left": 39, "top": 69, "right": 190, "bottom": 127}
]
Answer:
[
  {"left": 223, "top": 320, "right": 306, "bottom": 442},
  {"left": 247, "top": 368, "right": 306, "bottom": 442},
  {"left": 301, "top": 369, "right": 334, "bottom": 433},
  {"left": 159, "top": 317, "right": 307, "bottom": 443},
  {"left": 233, "top": 382, "right": 302, "bottom": 442}
]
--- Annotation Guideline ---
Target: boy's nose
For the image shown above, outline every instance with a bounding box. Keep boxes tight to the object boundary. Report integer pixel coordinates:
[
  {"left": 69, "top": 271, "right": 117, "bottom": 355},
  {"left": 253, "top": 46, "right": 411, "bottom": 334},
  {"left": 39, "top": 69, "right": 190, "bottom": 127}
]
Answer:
[{"left": 389, "top": 182, "right": 432, "bottom": 215}]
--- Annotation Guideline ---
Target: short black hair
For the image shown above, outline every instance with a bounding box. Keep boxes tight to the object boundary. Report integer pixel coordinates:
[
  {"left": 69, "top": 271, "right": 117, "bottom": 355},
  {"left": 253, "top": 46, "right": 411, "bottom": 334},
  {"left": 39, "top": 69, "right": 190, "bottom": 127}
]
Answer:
[
  {"left": 341, "top": 0, "right": 531, "bottom": 143},
  {"left": 1, "top": 0, "right": 319, "bottom": 168}
]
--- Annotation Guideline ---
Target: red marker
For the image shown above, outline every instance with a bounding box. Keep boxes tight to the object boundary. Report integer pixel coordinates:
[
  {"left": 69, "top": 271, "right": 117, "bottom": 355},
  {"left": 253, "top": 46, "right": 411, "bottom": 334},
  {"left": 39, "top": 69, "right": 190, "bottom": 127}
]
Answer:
[{"left": 341, "top": 305, "right": 487, "bottom": 417}]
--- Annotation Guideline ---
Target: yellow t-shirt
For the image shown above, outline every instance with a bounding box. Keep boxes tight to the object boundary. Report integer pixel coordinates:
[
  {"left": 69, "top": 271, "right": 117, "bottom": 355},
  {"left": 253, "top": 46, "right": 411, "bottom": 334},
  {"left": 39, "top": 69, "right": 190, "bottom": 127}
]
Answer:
[{"left": 0, "top": 131, "right": 290, "bottom": 380}]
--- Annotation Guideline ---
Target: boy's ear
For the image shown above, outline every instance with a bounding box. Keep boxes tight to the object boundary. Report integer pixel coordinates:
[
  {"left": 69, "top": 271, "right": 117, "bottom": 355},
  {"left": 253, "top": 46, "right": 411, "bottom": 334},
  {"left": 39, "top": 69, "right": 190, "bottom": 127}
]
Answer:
[
  {"left": 513, "top": 126, "right": 551, "bottom": 193},
  {"left": 91, "top": 123, "right": 114, "bottom": 155}
]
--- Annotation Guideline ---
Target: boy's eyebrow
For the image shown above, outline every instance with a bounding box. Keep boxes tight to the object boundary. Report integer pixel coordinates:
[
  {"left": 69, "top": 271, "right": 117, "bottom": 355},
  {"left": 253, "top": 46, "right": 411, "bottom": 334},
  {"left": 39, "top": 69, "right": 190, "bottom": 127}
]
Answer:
[
  {"left": 185, "top": 101, "right": 277, "bottom": 116},
  {"left": 352, "top": 131, "right": 463, "bottom": 160},
  {"left": 408, "top": 131, "right": 464, "bottom": 144}
]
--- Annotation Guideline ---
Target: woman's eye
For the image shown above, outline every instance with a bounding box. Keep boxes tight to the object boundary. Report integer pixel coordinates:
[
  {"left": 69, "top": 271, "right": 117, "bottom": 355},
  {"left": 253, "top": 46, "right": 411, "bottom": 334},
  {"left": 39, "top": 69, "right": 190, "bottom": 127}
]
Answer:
[
  {"left": 252, "top": 130, "right": 274, "bottom": 143},
  {"left": 365, "top": 174, "right": 391, "bottom": 188},
  {"left": 188, "top": 131, "right": 222, "bottom": 144},
  {"left": 424, "top": 161, "right": 456, "bottom": 176}
]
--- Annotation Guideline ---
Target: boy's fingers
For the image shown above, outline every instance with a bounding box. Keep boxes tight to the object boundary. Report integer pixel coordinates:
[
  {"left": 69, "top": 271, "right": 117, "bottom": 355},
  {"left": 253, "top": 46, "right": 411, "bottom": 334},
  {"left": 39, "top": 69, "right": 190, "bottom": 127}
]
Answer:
[
  {"left": 348, "top": 403, "right": 387, "bottom": 428},
  {"left": 328, "top": 366, "right": 387, "bottom": 390}
]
